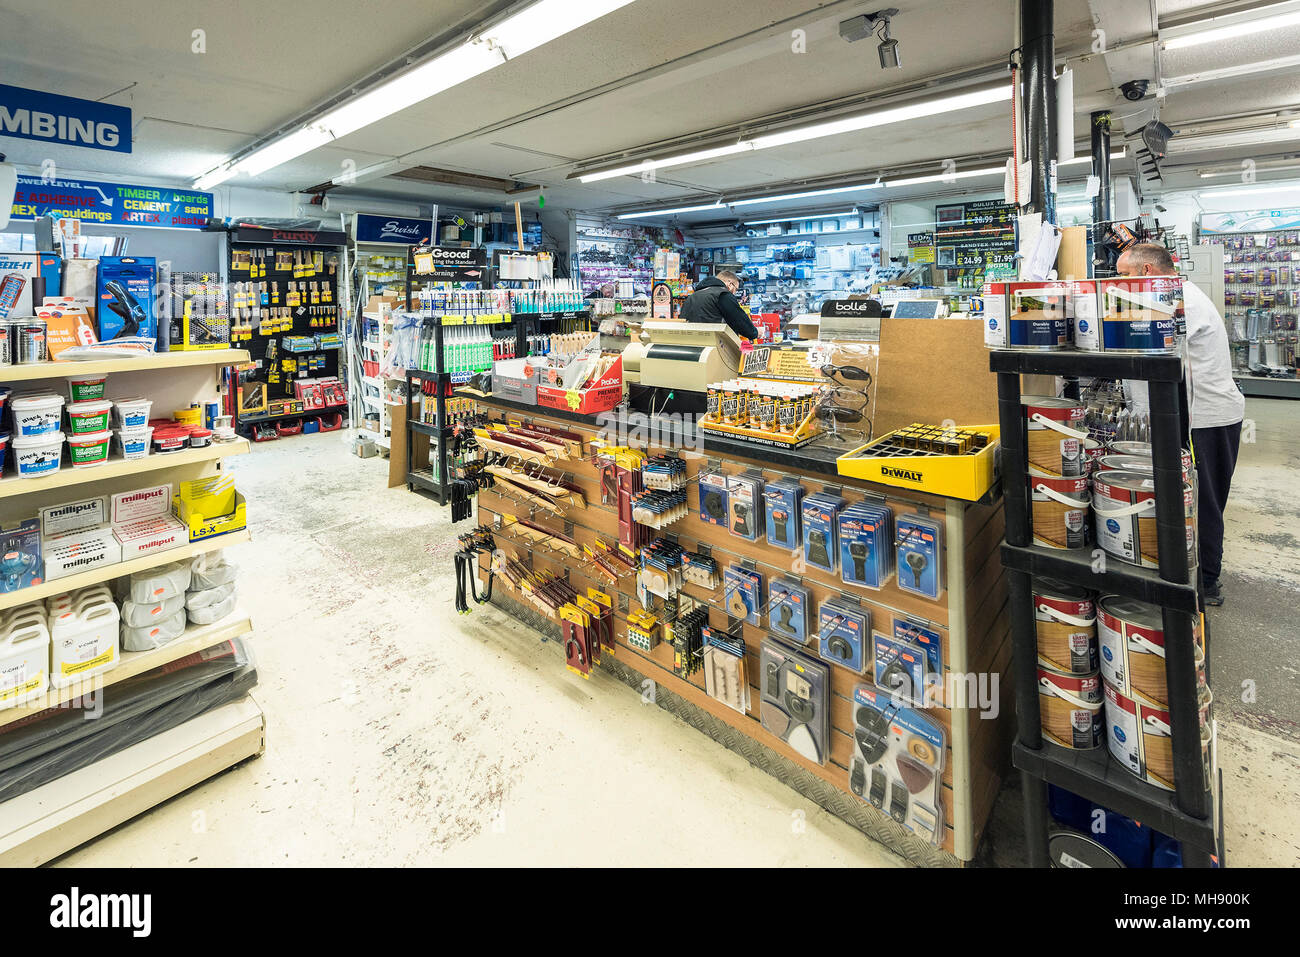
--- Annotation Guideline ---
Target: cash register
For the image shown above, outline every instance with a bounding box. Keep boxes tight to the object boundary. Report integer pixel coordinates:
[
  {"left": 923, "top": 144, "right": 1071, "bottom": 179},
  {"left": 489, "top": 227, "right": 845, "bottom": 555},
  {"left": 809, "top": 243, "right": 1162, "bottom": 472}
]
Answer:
[{"left": 622, "top": 321, "right": 743, "bottom": 413}]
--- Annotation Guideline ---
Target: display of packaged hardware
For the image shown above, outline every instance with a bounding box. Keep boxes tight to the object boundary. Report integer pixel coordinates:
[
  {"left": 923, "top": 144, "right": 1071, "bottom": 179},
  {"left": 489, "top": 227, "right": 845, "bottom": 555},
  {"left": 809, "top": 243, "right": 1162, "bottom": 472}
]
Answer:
[
  {"left": 767, "top": 578, "right": 810, "bottom": 644},
  {"left": 723, "top": 563, "right": 764, "bottom": 626},
  {"left": 680, "top": 550, "right": 720, "bottom": 589},
  {"left": 671, "top": 604, "right": 709, "bottom": 678},
  {"left": 818, "top": 597, "right": 870, "bottom": 673},
  {"left": 631, "top": 488, "right": 688, "bottom": 529},
  {"left": 763, "top": 478, "right": 803, "bottom": 549},
  {"left": 698, "top": 470, "right": 729, "bottom": 527},
  {"left": 896, "top": 512, "right": 944, "bottom": 600},
  {"left": 702, "top": 626, "right": 749, "bottom": 715},
  {"left": 801, "top": 490, "right": 847, "bottom": 573},
  {"left": 638, "top": 539, "right": 684, "bottom": 600},
  {"left": 874, "top": 618, "right": 945, "bottom": 707},
  {"left": 761, "top": 637, "right": 830, "bottom": 765},
  {"left": 838, "top": 499, "right": 894, "bottom": 589},
  {"left": 849, "top": 684, "right": 946, "bottom": 844},
  {"left": 626, "top": 608, "right": 660, "bottom": 652},
  {"left": 726, "top": 473, "right": 764, "bottom": 542},
  {"left": 642, "top": 453, "right": 687, "bottom": 490}
]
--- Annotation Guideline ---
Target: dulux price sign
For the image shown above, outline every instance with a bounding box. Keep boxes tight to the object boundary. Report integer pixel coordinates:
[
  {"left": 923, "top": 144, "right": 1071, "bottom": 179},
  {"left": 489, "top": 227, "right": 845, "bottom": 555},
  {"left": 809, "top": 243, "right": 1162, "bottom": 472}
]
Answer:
[
  {"left": 0, "top": 84, "right": 131, "bottom": 153},
  {"left": 353, "top": 213, "right": 433, "bottom": 245}
]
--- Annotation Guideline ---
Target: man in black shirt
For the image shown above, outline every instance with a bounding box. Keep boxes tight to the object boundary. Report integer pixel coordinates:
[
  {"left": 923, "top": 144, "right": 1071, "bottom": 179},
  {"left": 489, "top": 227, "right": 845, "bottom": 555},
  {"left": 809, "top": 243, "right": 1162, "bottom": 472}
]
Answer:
[{"left": 679, "top": 270, "right": 760, "bottom": 339}]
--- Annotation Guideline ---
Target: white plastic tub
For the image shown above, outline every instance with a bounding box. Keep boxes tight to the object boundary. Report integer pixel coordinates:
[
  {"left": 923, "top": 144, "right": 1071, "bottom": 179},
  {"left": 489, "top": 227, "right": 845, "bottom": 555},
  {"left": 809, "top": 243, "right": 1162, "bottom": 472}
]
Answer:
[
  {"left": 115, "top": 426, "right": 154, "bottom": 460},
  {"left": 11, "top": 393, "right": 64, "bottom": 436},
  {"left": 11, "top": 431, "right": 64, "bottom": 477},
  {"left": 0, "top": 616, "right": 50, "bottom": 710},
  {"left": 65, "top": 398, "right": 113, "bottom": 436},
  {"left": 67, "top": 374, "right": 107, "bottom": 403},
  {"left": 111, "top": 396, "right": 152, "bottom": 430},
  {"left": 65, "top": 430, "right": 111, "bottom": 468}
]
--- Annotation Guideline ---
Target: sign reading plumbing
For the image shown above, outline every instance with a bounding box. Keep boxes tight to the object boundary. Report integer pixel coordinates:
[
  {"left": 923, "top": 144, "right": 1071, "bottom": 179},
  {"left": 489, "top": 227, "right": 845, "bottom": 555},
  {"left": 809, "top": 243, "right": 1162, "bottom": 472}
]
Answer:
[{"left": 0, "top": 83, "right": 132, "bottom": 153}]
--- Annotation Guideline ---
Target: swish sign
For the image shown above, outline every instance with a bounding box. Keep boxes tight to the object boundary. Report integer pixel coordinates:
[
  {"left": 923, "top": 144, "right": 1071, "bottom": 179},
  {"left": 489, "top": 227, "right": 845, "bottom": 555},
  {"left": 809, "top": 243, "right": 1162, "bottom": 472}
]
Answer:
[
  {"left": 0, "top": 84, "right": 131, "bottom": 153},
  {"left": 353, "top": 213, "right": 433, "bottom": 245}
]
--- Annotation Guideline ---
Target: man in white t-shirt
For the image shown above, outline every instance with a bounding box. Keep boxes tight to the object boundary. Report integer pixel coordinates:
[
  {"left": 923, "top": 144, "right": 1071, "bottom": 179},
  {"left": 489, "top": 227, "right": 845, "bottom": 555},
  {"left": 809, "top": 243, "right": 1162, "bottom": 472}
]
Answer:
[{"left": 1119, "top": 243, "right": 1245, "bottom": 605}]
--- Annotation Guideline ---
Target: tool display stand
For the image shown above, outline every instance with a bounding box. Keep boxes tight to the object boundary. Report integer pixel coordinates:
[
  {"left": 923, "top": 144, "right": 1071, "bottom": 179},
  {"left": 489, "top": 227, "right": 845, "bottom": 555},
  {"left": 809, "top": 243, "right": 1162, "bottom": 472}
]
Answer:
[
  {"left": 404, "top": 315, "right": 451, "bottom": 505},
  {"left": 990, "top": 350, "right": 1221, "bottom": 868},
  {"left": 462, "top": 393, "right": 1013, "bottom": 866}
]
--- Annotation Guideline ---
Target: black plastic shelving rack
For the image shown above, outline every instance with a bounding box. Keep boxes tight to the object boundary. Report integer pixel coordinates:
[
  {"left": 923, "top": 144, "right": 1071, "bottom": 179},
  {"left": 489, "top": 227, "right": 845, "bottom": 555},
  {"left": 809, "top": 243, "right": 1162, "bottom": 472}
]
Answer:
[
  {"left": 991, "top": 349, "right": 1221, "bottom": 868},
  {"left": 405, "top": 317, "right": 451, "bottom": 505}
]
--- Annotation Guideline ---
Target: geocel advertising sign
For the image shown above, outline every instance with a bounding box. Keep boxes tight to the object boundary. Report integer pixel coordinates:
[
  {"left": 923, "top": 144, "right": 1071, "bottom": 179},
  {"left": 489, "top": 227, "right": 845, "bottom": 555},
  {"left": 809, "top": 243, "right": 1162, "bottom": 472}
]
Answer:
[{"left": 412, "top": 245, "right": 488, "bottom": 279}]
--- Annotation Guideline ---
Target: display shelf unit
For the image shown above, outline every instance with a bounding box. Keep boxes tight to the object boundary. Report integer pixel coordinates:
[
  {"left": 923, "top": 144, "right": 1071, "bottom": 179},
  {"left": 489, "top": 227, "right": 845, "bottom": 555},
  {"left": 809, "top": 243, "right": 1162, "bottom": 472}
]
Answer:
[
  {"left": 240, "top": 403, "right": 346, "bottom": 425},
  {"left": 0, "top": 349, "right": 251, "bottom": 382},
  {"left": 990, "top": 349, "right": 1219, "bottom": 867},
  {"left": 404, "top": 317, "right": 451, "bottom": 504},
  {"left": 0, "top": 440, "right": 249, "bottom": 500}
]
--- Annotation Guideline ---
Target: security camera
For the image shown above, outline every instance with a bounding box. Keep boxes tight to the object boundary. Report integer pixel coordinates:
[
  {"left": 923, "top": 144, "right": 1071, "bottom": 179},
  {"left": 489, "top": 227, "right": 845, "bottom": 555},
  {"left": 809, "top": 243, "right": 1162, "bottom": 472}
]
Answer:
[
  {"left": 1120, "top": 80, "right": 1150, "bottom": 101},
  {"left": 840, "top": 9, "right": 901, "bottom": 69}
]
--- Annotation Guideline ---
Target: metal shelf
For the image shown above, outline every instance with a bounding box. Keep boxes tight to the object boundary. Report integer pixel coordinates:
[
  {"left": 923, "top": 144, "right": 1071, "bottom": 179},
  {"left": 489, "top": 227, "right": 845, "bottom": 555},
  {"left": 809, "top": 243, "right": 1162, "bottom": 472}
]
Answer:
[{"left": 407, "top": 420, "right": 449, "bottom": 439}]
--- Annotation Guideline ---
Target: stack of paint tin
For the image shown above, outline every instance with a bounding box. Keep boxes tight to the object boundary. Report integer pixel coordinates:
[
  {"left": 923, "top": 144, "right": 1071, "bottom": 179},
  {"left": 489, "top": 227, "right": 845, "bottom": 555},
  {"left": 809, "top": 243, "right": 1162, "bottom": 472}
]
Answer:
[
  {"left": 1033, "top": 578, "right": 1103, "bottom": 750},
  {"left": 1022, "top": 396, "right": 1091, "bottom": 550},
  {"left": 1091, "top": 441, "right": 1198, "bottom": 574},
  {"left": 983, "top": 276, "right": 1185, "bottom": 354}
]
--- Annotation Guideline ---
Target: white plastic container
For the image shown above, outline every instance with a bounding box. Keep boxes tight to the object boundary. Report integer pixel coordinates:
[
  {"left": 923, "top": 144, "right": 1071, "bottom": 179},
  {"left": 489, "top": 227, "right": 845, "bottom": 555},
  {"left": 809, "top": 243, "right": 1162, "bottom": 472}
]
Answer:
[
  {"left": 111, "top": 396, "right": 153, "bottom": 430},
  {"left": 11, "top": 393, "right": 64, "bottom": 436},
  {"left": 48, "top": 588, "right": 120, "bottom": 689},
  {"left": 65, "top": 430, "right": 112, "bottom": 468},
  {"left": 121, "top": 608, "right": 186, "bottom": 652},
  {"left": 0, "top": 612, "right": 50, "bottom": 709},
  {"left": 115, "top": 426, "right": 154, "bottom": 460},
  {"left": 67, "top": 374, "right": 108, "bottom": 403},
  {"left": 11, "top": 430, "right": 64, "bottom": 477},
  {"left": 65, "top": 398, "right": 113, "bottom": 435}
]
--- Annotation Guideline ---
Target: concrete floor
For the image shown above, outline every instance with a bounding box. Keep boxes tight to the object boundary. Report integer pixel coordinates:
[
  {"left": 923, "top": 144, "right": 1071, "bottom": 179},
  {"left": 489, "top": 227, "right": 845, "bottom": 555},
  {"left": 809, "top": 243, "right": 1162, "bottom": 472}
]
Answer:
[{"left": 54, "top": 398, "right": 1300, "bottom": 867}]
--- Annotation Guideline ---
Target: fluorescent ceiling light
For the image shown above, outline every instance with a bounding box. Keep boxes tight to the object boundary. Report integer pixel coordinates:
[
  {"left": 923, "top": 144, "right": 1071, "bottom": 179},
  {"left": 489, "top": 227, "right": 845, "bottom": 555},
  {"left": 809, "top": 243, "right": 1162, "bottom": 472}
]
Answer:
[
  {"left": 1162, "top": 8, "right": 1300, "bottom": 50},
  {"left": 884, "top": 165, "right": 1003, "bottom": 188},
  {"left": 194, "top": 0, "right": 637, "bottom": 188},
  {"left": 743, "top": 211, "right": 858, "bottom": 225},
  {"left": 617, "top": 202, "right": 724, "bottom": 220},
  {"left": 731, "top": 183, "right": 882, "bottom": 206},
  {"left": 579, "top": 83, "right": 1012, "bottom": 183},
  {"left": 1201, "top": 182, "right": 1300, "bottom": 198},
  {"left": 1170, "top": 126, "right": 1300, "bottom": 153}
]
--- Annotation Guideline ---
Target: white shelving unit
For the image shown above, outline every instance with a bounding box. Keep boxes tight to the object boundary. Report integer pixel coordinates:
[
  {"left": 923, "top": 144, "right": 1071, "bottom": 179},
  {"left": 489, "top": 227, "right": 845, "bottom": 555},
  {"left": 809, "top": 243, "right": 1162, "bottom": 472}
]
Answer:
[{"left": 0, "top": 350, "right": 263, "bottom": 865}]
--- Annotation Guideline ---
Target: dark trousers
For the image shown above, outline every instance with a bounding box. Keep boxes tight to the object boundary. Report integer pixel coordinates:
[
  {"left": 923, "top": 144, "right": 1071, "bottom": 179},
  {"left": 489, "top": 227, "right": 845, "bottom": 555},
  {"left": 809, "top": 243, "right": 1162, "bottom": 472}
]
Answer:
[{"left": 1191, "top": 422, "right": 1242, "bottom": 585}]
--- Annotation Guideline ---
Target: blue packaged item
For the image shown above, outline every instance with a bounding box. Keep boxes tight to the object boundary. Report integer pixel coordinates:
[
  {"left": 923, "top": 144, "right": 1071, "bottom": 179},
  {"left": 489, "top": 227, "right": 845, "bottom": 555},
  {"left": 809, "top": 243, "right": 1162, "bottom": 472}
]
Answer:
[
  {"left": 723, "top": 564, "right": 763, "bottom": 627},
  {"left": 838, "top": 500, "right": 893, "bottom": 589},
  {"left": 874, "top": 619, "right": 943, "bottom": 706},
  {"left": 727, "top": 473, "right": 764, "bottom": 542},
  {"left": 764, "top": 479, "right": 803, "bottom": 549},
  {"left": 802, "top": 490, "right": 847, "bottom": 574},
  {"left": 818, "top": 597, "right": 869, "bottom": 673},
  {"left": 0, "top": 519, "right": 43, "bottom": 593},
  {"left": 768, "top": 578, "right": 810, "bottom": 643},
  {"left": 699, "top": 471, "right": 729, "bottom": 527},
  {"left": 896, "top": 512, "right": 944, "bottom": 600},
  {"left": 1047, "top": 784, "right": 1093, "bottom": 833},
  {"left": 97, "top": 256, "right": 157, "bottom": 342},
  {"left": 1093, "top": 808, "right": 1154, "bottom": 868}
]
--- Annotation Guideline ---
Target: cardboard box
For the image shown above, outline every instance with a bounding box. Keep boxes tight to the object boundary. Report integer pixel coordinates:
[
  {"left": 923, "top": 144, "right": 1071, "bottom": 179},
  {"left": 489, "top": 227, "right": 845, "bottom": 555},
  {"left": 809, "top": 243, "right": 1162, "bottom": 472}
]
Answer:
[
  {"left": 0, "top": 519, "right": 43, "bottom": 592},
  {"left": 173, "top": 490, "right": 247, "bottom": 542},
  {"left": 0, "top": 252, "right": 61, "bottom": 317},
  {"left": 37, "top": 303, "right": 97, "bottom": 356},
  {"left": 114, "top": 514, "right": 188, "bottom": 559},
  {"left": 111, "top": 485, "right": 172, "bottom": 525},
  {"left": 536, "top": 355, "right": 623, "bottom": 415},
  {"left": 44, "top": 527, "right": 122, "bottom": 580},
  {"left": 41, "top": 496, "right": 107, "bottom": 539},
  {"left": 490, "top": 358, "right": 539, "bottom": 404}
]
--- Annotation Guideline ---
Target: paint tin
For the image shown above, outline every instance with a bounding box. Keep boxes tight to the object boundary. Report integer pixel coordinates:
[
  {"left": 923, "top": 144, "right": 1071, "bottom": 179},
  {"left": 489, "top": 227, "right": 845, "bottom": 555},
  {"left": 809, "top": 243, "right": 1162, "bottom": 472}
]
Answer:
[
  {"left": 204, "top": 400, "right": 221, "bottom": 429},
  {"left": 17, "top": 319, "right": 48, "bottom": 364},
  {"left": 1081, "top": 438, "right": 1106, "bottom": 476},
  {"left": 1082, "top": 276, "right": 1184, "bottom": 353},
  {"left": 1022, "top": 396, "right": 1087, "bottom": 476},
  {"left": 1092, "top": 470, "right": 1196, "bottom": 570},
  {"left": 1103, "top": 683, "right": 1174, "bottom": 790},
  {"left": 1006, "top": 282, "right": 1071, "bottom": 350},
  {"left": 1033, "top": 579, "right": 1098, "bottom": 674},
  {"left": 1109, "top": 440, "right": 1151, "bottom": 457},
  {"left": 1098, "top": 596, "right": 1167, "bottom": 705},
  {"left": 1038, "top": 665, "right": 1103, "bottom": 750},
  {"left": 0, "top": 322, "right": 14, "bottom": 365},
  {"left": 1029, "top": 468, "right": 1091, "bottom": 549}
]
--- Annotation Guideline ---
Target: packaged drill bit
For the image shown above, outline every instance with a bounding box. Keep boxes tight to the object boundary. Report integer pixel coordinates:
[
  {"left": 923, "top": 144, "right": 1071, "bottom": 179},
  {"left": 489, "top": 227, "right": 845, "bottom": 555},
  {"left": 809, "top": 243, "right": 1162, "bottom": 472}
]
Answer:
[
  {"left": 896, "top": 512, "right": 944, "bottom": 600},
  {"left": 764, "top": 478, "right": 803, "bottom": 550},
  {"left": 726, "top": 473, "right": 764, "bottom": 542},
  {"left": 837, "top": 499, "right": 894, "bottom": 590}
]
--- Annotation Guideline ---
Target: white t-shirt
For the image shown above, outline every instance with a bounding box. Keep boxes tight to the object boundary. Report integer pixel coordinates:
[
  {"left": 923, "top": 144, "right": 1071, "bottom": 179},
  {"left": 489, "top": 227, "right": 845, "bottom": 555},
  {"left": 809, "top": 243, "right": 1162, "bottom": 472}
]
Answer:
[{"left": 1127, "top": 279, "right": 1245, "bottom": 430}]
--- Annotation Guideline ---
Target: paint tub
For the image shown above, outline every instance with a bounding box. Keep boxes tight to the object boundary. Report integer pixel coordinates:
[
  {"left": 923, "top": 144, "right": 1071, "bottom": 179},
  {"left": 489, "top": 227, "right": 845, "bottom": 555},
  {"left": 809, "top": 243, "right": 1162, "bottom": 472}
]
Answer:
[
  {"left": 1038, "top": 665, "right": 1103, "bottom": 750},
  {"left": 0, "top": 433, "right": 7, "bottom": 474},
  {"left": 152, "top": 425, "right": 189, "bottom": 454},
  {"left": 115, "top": 427, "right": 154, "bottom": 460},
  {"left": 1103, "top": 683, "right": 1174, "bottom": 791},
  {"left": 67, "top": 375, "right": 107, "bottom": 403},
  {"left": 112, "top": 397, "right": 153, "bottom": 430},
  {"left": 1022, "top": 396, "right": 1087, "bottom": 476},
  {"left": 1029, "top": 468, "right": 1090, "bottom": 549},
  {"left": 1081, "top": 438, "right": 1106, "bottom": 476},
  {"left": 1084, "top": 276, "right": 1183, "bottom": 353},
  {"left": 1098, "top": 595, "right": 1167, "bottom": 705},
  {"left": 11, "top": 431, "right": 64, "bottom": 477},
  {"left": 1006, "top": 281, "right": 1071, "bottom": 349},
  {"left": 65, "top": 399, "right": 113, "bottom": 436},
  {"left": 173, "top": 407, "right": 203, "bottom": 426},
  {"left": 0, "top": 387, "right": 10, "bottom": 420},
  {"left": 1098, "top": 448, "right": 1194, "bottom": 483},
  {"left": 16, "top": 318, "right": 48, "bottom": 363},
  {"left": 1034, "top": 579, "right": 1098, "bottom": 674},
  {"left": 65, "top": 430, "right": 112, "bottom": 468},
  {"left": 189, "top": 428, "right": 213, "bottom": 449},
  {"left": 0, "top": 323, "right": 14, "bottom": 365},
  {"left": 10, "top": 392, "right": 64, "bottom": 436},
  {"left": 1092, "top": 470, "right": 1196, "bottom": 570}
]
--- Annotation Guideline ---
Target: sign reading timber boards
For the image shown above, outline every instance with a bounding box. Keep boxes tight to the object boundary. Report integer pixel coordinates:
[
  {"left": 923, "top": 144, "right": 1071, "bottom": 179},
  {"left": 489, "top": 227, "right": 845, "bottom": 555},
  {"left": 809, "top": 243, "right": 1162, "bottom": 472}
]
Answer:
[
  {"left": 412, "top": 245, "right": 487, "bottom": 279},
  {"left": 0, "top": 83, "right": 131, "bottom": 153},
  {"left": 933, "top": 199, "right": 1016, "bottom": 272},
  {"left": 10, "top": 175, "right": 212, "bottom": 228}
]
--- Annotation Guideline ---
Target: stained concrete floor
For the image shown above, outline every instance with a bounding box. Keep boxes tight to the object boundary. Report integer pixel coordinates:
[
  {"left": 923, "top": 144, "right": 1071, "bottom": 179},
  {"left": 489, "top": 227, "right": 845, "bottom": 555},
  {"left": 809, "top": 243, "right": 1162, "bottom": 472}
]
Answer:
[{"left": 54, "top": 398, "right": 1300, "bottom": 868}]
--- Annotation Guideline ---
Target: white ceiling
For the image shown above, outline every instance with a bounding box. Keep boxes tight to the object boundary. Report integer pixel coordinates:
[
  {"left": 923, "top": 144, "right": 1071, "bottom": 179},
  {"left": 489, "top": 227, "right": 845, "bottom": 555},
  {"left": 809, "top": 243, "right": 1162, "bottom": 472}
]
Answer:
[{"left": 0, "top": 0, "right": 1294, "bottom": 224}]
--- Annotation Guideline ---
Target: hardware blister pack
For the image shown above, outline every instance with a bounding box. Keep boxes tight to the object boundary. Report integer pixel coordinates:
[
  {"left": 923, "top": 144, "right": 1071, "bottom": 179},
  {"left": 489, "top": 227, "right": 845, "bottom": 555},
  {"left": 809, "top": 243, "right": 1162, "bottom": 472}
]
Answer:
[
  {"left": 764, "top": 478, "right": 803, "bottom": 549},
  {"left": 818, "top": 596, "right": 871, "bottom": 673},
  {"left": 631, "top": 488, "right": 688, "bottom": 528},
  {"left": 802, "top": 489, "right": 848, "bottom": 574},
  {"left": 767, "top": 577, "right": 810, "bottom": 644},
  {"left": 638, "top": 538, "right": 684, "bottom": 601},
  {"left": 849, "top": 684, "right": 946, "bottom": 845},
  {"left": 873, "top": 618, "right": 944, "bottom": 707},
  {"left": 702, "top": 626, "right": 750, "bottom": 715},
  {"left": 723, "top": 563, "right": 764, "bottom": 626},
  {"left": 761, "top": 638, "right": 830, "bottom": 765},
  {"left": 896, "top": 511, "right": 944, "bottom": 600},
  {"left": 670, "top": 603, "right": 708, "bottom": 678},
  {"left": 838, "top": 499, "right": 894, "bottom": 589},
  {"left": 698, "top": 470, "right": 729, "bottom": 527},
  {"left": 681, "top": 549, "right": 720, "bottom": 589},
  {"left": 726, "top": 473, "right": 764, "bottom": 542},
  {"left": 626, "top": 608, "right": 660, "bottom": 652}
]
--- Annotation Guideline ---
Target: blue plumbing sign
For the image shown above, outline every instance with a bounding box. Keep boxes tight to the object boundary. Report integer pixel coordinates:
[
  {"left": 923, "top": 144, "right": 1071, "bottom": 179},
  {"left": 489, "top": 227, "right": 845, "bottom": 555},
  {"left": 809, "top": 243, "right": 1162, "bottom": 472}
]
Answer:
[
  {"left": 0, "top": 84, "right": 131, "bottom": 153},
  {"left": 9, "top": 175, "right": 213, "bottom": 228},
  {"left": 353, "top": 213, "right": 433, "bottom": 245}
]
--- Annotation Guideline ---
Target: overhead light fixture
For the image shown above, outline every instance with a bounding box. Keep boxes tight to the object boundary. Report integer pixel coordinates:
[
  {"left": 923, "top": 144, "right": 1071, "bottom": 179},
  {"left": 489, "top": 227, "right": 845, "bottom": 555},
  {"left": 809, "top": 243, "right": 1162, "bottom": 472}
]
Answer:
[
  {"left": 577, "top": 82, "right": 1011, "bottom": 183},
  {"left": 730, "top": 183, "right": 884, "bottom": 207},
  {"left": 1200, "top": 182, "right": 1300, "bottom": 198},
  {"left": 1168, "top": 126, "right": 1300, "bottom": 153},
  {"left": 743, "top": 211, "right": 858, "bottom": 226},
  {"left": 1161, "top": 6, "right": 1300, "bottom": 51},
  {"left": 192, "top": 0, "right": 638, "bottom": 188},
  {"left": 617, "top": 201, "right": 724, "bottom": 220}
]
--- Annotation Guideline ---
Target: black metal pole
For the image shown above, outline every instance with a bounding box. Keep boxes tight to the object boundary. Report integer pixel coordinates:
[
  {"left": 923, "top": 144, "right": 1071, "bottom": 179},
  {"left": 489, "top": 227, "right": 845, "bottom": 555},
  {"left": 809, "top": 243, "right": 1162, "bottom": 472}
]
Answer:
[
  {"left": 1021, "top": 0, "right": 1057, "bottom": 225},
  {"left": 1090, "top": 111, "right": 1113, "bottom": 278}
]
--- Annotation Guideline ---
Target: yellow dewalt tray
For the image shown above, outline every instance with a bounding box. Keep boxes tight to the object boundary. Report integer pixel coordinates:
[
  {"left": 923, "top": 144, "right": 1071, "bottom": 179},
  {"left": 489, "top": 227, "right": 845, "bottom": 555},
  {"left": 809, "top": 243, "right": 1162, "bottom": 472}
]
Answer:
[{"left": 835, "top": 424, "right": 1000, "bottom": 501}]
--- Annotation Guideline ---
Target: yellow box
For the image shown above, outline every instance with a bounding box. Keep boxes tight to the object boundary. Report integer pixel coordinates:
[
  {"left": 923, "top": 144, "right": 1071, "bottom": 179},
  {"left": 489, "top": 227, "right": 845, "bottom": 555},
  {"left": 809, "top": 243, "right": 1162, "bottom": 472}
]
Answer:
[
  {"left": 173, "top": 490, "right": 247, "bottom": 542},
  {"left": 835, "top": 425, "right": 1000, "bottom": 501},
  {"left": 179, "top": 475, "right": 237, "bottom": 515}
]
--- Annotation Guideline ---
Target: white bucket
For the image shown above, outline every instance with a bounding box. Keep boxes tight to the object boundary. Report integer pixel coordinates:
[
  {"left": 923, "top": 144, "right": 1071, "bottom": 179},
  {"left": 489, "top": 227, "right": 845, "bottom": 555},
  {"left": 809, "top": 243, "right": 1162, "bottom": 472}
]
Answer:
[
  {"left": 111, "top": 396, "right": 153, "bottom": 430},
  {"left": 11, "top": 430, "right": 64, "bottom": 477},
  {"left": 49, "top": 589, "right": 120, "bottom": 689},
  {"left": 65, "top": 430, "right": 112, "bottom": 469},
  {"left": 115, "top": 426, "right": 154, "bottom": 460},
  {"left": 11, "top": 393, "right": 64, "bottom": 436},
  {"left": 65, "top": 398, "right": 113, "bottom": 436}
]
